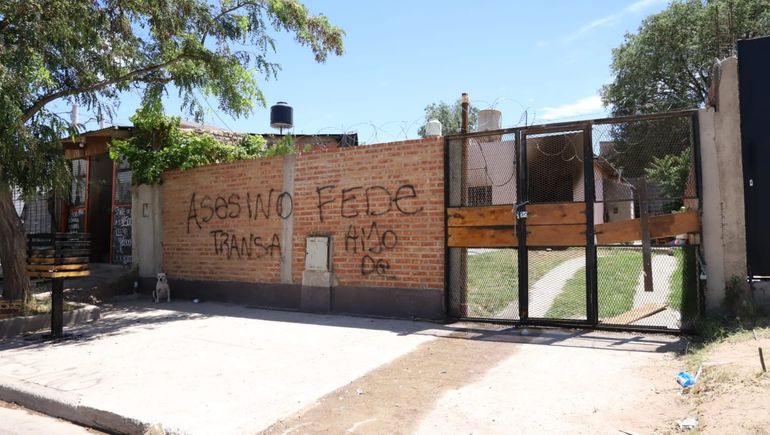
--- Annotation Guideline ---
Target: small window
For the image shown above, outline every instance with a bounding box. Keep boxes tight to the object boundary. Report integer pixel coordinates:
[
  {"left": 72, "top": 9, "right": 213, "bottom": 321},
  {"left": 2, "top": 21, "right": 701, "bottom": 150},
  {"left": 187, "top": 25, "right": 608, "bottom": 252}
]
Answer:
[
  {"left": 70, "top": 159, "right": 87, "bottom": 207},
  {"left": 467, "top": 185, "right": 492, "bottom": 206},
  {"left": 114, "top": 160, "right": 132, "bottom": 206}
]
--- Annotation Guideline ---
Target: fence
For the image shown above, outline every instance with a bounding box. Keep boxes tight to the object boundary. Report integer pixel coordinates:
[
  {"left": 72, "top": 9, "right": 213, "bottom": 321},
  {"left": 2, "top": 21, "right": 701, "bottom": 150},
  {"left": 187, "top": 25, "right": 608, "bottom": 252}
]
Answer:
[{"left": 446, "top": 110, "right": 702, "bottom": 332}]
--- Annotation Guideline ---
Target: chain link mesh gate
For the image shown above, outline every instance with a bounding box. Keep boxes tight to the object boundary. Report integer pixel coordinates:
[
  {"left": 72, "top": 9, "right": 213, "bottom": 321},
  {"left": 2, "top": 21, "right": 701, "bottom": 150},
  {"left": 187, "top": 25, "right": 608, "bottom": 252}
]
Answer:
[{"left": 446, "top": 111, "right": 702, "bottom": 332}]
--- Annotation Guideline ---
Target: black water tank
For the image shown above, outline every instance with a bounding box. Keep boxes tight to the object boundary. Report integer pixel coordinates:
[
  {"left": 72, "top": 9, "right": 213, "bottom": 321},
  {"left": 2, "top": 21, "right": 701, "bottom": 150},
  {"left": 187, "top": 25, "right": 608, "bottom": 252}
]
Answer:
[{"left": 270, "top": 102, "right": 293, "bottom": 129}]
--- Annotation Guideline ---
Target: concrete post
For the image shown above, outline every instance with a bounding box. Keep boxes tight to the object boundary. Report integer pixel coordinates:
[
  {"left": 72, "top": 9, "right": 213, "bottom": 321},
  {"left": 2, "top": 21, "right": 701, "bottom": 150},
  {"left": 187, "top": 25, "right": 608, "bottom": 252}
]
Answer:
[
  {"left": 132, "top": 184, "right": 163, "bottom": 282},
  {"left": 698, "top": 56, "right": 748, "bottom": 311}
]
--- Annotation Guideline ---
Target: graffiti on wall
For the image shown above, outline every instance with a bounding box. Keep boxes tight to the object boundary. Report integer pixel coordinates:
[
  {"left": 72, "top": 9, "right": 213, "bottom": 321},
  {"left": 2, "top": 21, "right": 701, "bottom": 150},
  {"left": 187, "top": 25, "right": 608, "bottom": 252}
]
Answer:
[
  {"left": 186, "top": 189, "right": 292, "bottom": 260},
  {"left": 316, "top": 184, "right": 423, "bottom": 276},
  {"left": 182, "top": 184, "right": 424, "bottom": 276}
]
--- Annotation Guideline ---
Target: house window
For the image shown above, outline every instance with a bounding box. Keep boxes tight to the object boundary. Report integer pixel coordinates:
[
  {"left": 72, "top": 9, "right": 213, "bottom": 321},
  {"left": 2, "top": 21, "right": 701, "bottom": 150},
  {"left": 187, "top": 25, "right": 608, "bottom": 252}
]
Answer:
[
  {"left": 467, "top": 185, "right": 492, "bottom": 206},
  {"left": 70, "top": 159, "right": 87, "bottom": 207},
  {"left": 113, "top": 160, "right": 132, "bottom": 206},
  {"left": 528, "top": 171, "right": 573, "bottom": 203}
]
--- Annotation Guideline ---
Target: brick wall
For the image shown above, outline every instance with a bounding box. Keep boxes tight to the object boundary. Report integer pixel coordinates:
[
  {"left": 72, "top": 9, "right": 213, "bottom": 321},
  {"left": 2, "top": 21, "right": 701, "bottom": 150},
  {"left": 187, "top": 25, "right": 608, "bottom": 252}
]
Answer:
[
  {"left": 161, "top": 137, "right": 444, "bottom": 302},
  {"left": 291, "top": 139, "right": 444, "bottom": 289},
  {"left": 162, "top": 158, "right": 286, "bottom": 283}
]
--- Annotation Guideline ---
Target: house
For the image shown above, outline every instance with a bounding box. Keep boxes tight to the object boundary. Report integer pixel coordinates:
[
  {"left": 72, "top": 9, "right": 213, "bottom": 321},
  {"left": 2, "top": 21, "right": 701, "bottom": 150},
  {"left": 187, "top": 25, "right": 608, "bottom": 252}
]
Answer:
[
  {"left": 464, "top": 132, "right": 635, "bottom": 225},
  {"left": 57, "top": 124, "right": 358, "bottom": 266}
]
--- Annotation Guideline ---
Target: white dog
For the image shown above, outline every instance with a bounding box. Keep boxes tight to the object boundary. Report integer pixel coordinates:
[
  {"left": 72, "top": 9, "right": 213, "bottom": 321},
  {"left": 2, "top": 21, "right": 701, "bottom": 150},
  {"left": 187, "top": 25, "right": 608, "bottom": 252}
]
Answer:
[{"left": 154, "top": 272, "right": 171, "bottom": 303}]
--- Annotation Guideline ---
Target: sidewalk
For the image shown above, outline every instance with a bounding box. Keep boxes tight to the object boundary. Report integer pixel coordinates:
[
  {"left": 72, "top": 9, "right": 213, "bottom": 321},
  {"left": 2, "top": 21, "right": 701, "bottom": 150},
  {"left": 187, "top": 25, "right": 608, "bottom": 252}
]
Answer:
[
  {"left": 0, "top": 301, "right": 440, "bottom": 434},
  {"left": 0, "top": 300, "right": 688, "bottom": 434}
]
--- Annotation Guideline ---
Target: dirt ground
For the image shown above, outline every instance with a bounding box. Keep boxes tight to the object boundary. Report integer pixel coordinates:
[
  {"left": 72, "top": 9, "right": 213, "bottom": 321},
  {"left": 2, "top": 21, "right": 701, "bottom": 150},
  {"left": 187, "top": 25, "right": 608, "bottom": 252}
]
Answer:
[
  {"left": 677, "top": 333, "right": 770, "bottom": 434},
  {"left": 262, "top": 327, "right": 769, "bottom": 435},
  {"left": 262, "top": 328, "right": 689, "bottom": 434}
]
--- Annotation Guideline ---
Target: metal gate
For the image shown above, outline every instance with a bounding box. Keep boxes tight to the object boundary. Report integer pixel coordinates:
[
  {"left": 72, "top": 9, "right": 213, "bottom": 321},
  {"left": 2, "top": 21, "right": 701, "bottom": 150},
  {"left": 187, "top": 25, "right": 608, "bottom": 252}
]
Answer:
[
  {"left": 738, "top": 36, "right": 770, "bottom": 278},
  {"left": 446, "top": 111, "right": 702, "bottom": 332}
]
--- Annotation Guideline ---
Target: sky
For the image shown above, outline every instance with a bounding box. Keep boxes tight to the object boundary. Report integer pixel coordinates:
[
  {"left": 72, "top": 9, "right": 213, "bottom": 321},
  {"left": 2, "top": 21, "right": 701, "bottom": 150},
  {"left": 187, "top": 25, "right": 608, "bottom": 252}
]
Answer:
[{"left": 74, "top": 0, "right": 671, "bottom": 143}]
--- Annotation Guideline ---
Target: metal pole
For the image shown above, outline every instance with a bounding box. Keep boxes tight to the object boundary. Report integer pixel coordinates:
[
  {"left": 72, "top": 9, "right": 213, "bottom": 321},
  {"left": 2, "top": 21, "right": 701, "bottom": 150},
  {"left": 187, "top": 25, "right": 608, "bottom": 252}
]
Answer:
[
  {"left": 583, "top": 124, "right": 598, "bottom": 324},
  {"left": 50, "top": 192, "right": 63, "bottom": 338},
  {"left": 460, "top": 93, "right": 469, "bottom": 135},
  {"left": 517, "top": 130, "right": 529, "bottom": 321},
  {"left": 457, "top": 92, "right": 470, "bottom": 317},
  {"left": 637, "top": 178, "right": 654, "bottom": 292},
  {"left": 51, "top": 279, "right": 63, "bottom": 338}
]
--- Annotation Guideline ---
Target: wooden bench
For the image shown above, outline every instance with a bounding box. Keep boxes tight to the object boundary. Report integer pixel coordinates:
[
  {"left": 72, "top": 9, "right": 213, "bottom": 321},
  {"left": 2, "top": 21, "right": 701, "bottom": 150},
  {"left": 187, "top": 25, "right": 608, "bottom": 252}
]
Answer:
[
  {"left": 27, "top": 233, "right": 91, "bottom": 279},
  {"left": 26, "top": 233, "right": 91, "bottom": 338}
]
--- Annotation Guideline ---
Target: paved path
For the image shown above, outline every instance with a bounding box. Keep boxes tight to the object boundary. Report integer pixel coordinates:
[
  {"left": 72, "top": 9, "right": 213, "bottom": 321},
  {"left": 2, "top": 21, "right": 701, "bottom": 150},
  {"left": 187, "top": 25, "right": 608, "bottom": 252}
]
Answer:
[
  {"left": 0, "top": 301, "right": 437, "bottom": 435},
  {"left": 0, "top": 302, "right": 686, "bottom": 434},
  {"left": 631, "top": 254, "right": 680, "bottom": 328},
  {"left": 497, "top": 256, "right": 585, "bottom": 319},
  {"left": 264, "top": 326, "right": 686, "bottom": 435},
  {"left": 0, "top": 401, "right": 100, "bottom": 435},
  {"left": 415, "top": 329, "right": 685, "bottom": 435}
]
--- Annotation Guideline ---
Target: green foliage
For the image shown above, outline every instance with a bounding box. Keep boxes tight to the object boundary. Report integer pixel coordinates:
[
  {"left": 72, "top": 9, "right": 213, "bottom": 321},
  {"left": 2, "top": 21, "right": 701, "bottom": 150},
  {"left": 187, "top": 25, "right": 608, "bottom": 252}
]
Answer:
[
  {"left": 265, "top": 134, "right": 296, "bottom": 157},
  {"left": 546, "top": 249, "right": 642, "bottom": 319},
  {"left": 602, "top": 0, "right": 770, "bottom": 115},
  {"left": 604, "top": 116, "right": 693, "bottom": 181},
  {"left": 417, "top": 99, "right": 479, "bottom": 137},
  {"left": 109, "top": 106, "right": 297, "bottom": 185},
  {"left": 645, "top": 147, "right": 692, "bottom": 199},
  {"left": 0, "top": 0, "right": 342, "bottom": 302},
  {"left": 0, "top": 0, "right": 344, "bottom": 195},
  {"left": 465, "top": 249, "right": 583, "bottom": 317},
  {"left": 668, "top": 247, "right": 700, "bottom": 325},
  {"left": 722, "top": 275, "right": 756, "bottom": 317}
]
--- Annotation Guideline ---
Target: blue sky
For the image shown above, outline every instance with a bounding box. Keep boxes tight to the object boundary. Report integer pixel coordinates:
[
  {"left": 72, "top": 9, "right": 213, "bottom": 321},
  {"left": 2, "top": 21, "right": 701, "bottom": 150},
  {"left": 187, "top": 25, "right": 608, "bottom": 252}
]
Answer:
[{"left": 77, "top": 0, "right": 671, "bottom": 142}]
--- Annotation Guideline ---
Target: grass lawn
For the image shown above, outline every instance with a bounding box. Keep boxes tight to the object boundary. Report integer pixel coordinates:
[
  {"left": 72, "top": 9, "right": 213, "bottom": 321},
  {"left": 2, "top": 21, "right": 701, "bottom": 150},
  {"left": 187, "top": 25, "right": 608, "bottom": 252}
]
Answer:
[
  {"left": 466, "top": 248, "right": 583, "bottom": 318},
  {"left": 467, "top": 246, "right": 699, "bottom": 321},
  {"left": 546, "top": 248, "right": 642, "bottom": 319},
  {"left": 667, "top": 247, "right": 699, "bottom": 321},
  {"left": 466, "top": 250, "right": 518, "bottom": 318}
]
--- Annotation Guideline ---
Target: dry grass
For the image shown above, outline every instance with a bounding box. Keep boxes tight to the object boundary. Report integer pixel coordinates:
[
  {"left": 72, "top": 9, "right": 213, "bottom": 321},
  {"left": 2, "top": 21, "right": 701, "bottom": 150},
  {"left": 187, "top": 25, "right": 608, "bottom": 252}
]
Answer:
[
  {"left": 23, "top": 293, "right": 76, "bottom": 316},
  {"left": 676, "top": 323, "right": 770, "bottom": 432}
]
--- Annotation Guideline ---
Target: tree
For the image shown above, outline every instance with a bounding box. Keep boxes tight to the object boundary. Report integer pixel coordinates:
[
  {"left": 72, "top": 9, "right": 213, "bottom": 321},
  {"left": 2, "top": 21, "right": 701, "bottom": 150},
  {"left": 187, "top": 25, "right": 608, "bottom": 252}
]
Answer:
[
  {"left": 417, "top": 99, "right": 479, "bottom": 137},
  {"left": 600, "top": 0, "right": 770, "bottom": 312},
  {"left": 0, "top": 0, "right": 343, "bottom": 301},
  {"left": 601, "top": 0, "right": 770, "bottom": 115}
]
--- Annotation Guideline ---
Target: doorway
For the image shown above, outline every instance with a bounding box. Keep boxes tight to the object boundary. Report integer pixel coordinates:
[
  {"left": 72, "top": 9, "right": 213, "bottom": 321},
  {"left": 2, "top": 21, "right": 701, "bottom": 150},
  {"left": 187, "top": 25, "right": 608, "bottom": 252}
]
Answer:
[{"left": 87, "top": 153, "right": 114, "bottom": 263}]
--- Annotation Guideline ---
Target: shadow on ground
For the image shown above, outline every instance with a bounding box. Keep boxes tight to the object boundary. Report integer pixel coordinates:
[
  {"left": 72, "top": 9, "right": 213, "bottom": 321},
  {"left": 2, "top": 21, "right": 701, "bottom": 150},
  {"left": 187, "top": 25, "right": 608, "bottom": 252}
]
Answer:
[{"left": 0, "top": 299, "right": 688, "bottom": 354}]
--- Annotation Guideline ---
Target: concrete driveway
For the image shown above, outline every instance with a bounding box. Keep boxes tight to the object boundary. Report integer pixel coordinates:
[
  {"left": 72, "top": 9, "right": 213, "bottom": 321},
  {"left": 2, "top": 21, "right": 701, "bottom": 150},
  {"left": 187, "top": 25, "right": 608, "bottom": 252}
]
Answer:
[
  {"left": 0, "top": 301, "right": 439, "bottom": 434},
  {"left": 0, "top": 300, "right": 686, "bottom": 434}
]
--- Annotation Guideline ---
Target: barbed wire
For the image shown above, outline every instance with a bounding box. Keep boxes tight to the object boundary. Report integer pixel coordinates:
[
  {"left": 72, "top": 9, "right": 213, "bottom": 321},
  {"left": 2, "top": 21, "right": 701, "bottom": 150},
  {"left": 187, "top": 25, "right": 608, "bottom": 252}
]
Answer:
[{"left": 68, "top": 94, "right": 621, "bottom": 149}]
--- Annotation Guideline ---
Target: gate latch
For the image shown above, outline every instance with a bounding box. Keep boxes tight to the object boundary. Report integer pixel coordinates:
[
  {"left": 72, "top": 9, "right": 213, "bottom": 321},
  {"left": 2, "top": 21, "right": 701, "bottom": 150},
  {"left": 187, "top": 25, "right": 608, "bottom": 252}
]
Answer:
[{"left": 516, "top": 210, "right": 528, "bottom": 219}]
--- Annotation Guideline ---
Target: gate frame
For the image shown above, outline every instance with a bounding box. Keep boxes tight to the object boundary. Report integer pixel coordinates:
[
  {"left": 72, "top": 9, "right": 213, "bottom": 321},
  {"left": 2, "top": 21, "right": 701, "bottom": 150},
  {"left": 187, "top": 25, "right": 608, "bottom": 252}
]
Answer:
[{"left": 444, "top": 109, "right": 703, "bottom": 333}]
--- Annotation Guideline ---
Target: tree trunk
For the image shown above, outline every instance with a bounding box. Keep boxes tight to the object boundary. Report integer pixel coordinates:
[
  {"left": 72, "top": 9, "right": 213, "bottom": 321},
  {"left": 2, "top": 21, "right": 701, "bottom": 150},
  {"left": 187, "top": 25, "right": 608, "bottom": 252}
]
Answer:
[{"left": 0, "top": 182, "right": 30, "bottom": 301}]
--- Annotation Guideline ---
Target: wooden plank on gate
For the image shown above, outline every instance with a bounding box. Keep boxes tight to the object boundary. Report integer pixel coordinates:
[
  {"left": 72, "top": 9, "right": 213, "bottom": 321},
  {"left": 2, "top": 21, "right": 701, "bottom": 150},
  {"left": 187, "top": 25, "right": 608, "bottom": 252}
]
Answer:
[
  {"left": 603, "top": 303, "right": 667, "bottom": 325},
  {"left": 526, "top": 202, "right": 586, "bottom": 225},
  {"left": 447, "top": 206, "right": 516, "bottom": 227},
  {"left": 526, "top": 224, "right": 586, "bottom": 246},
  {"left": 448, "top": 227, "right": 518, "bottom": 247},
  {"left": 595, "top": 211, "right": 700, "bottom": 244},
  {"left": 649, "top": 211, "right": 700, "bottom": 239}
]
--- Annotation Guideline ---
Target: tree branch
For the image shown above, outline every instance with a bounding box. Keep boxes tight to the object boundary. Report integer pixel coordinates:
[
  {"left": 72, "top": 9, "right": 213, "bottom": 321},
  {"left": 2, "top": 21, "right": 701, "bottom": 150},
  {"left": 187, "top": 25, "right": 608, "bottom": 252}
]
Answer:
[
  {"left": 681, "top": 62, "right": 708, "bottom": 102},
  {"left": 1, "top": 0, "right": 33, "bottom": 35},
  {"left": 200, "top": 1, "right": 261, "bottom": 45},
  {"left": 22, "top": 56, "right": 191, "bottom": 123}
]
